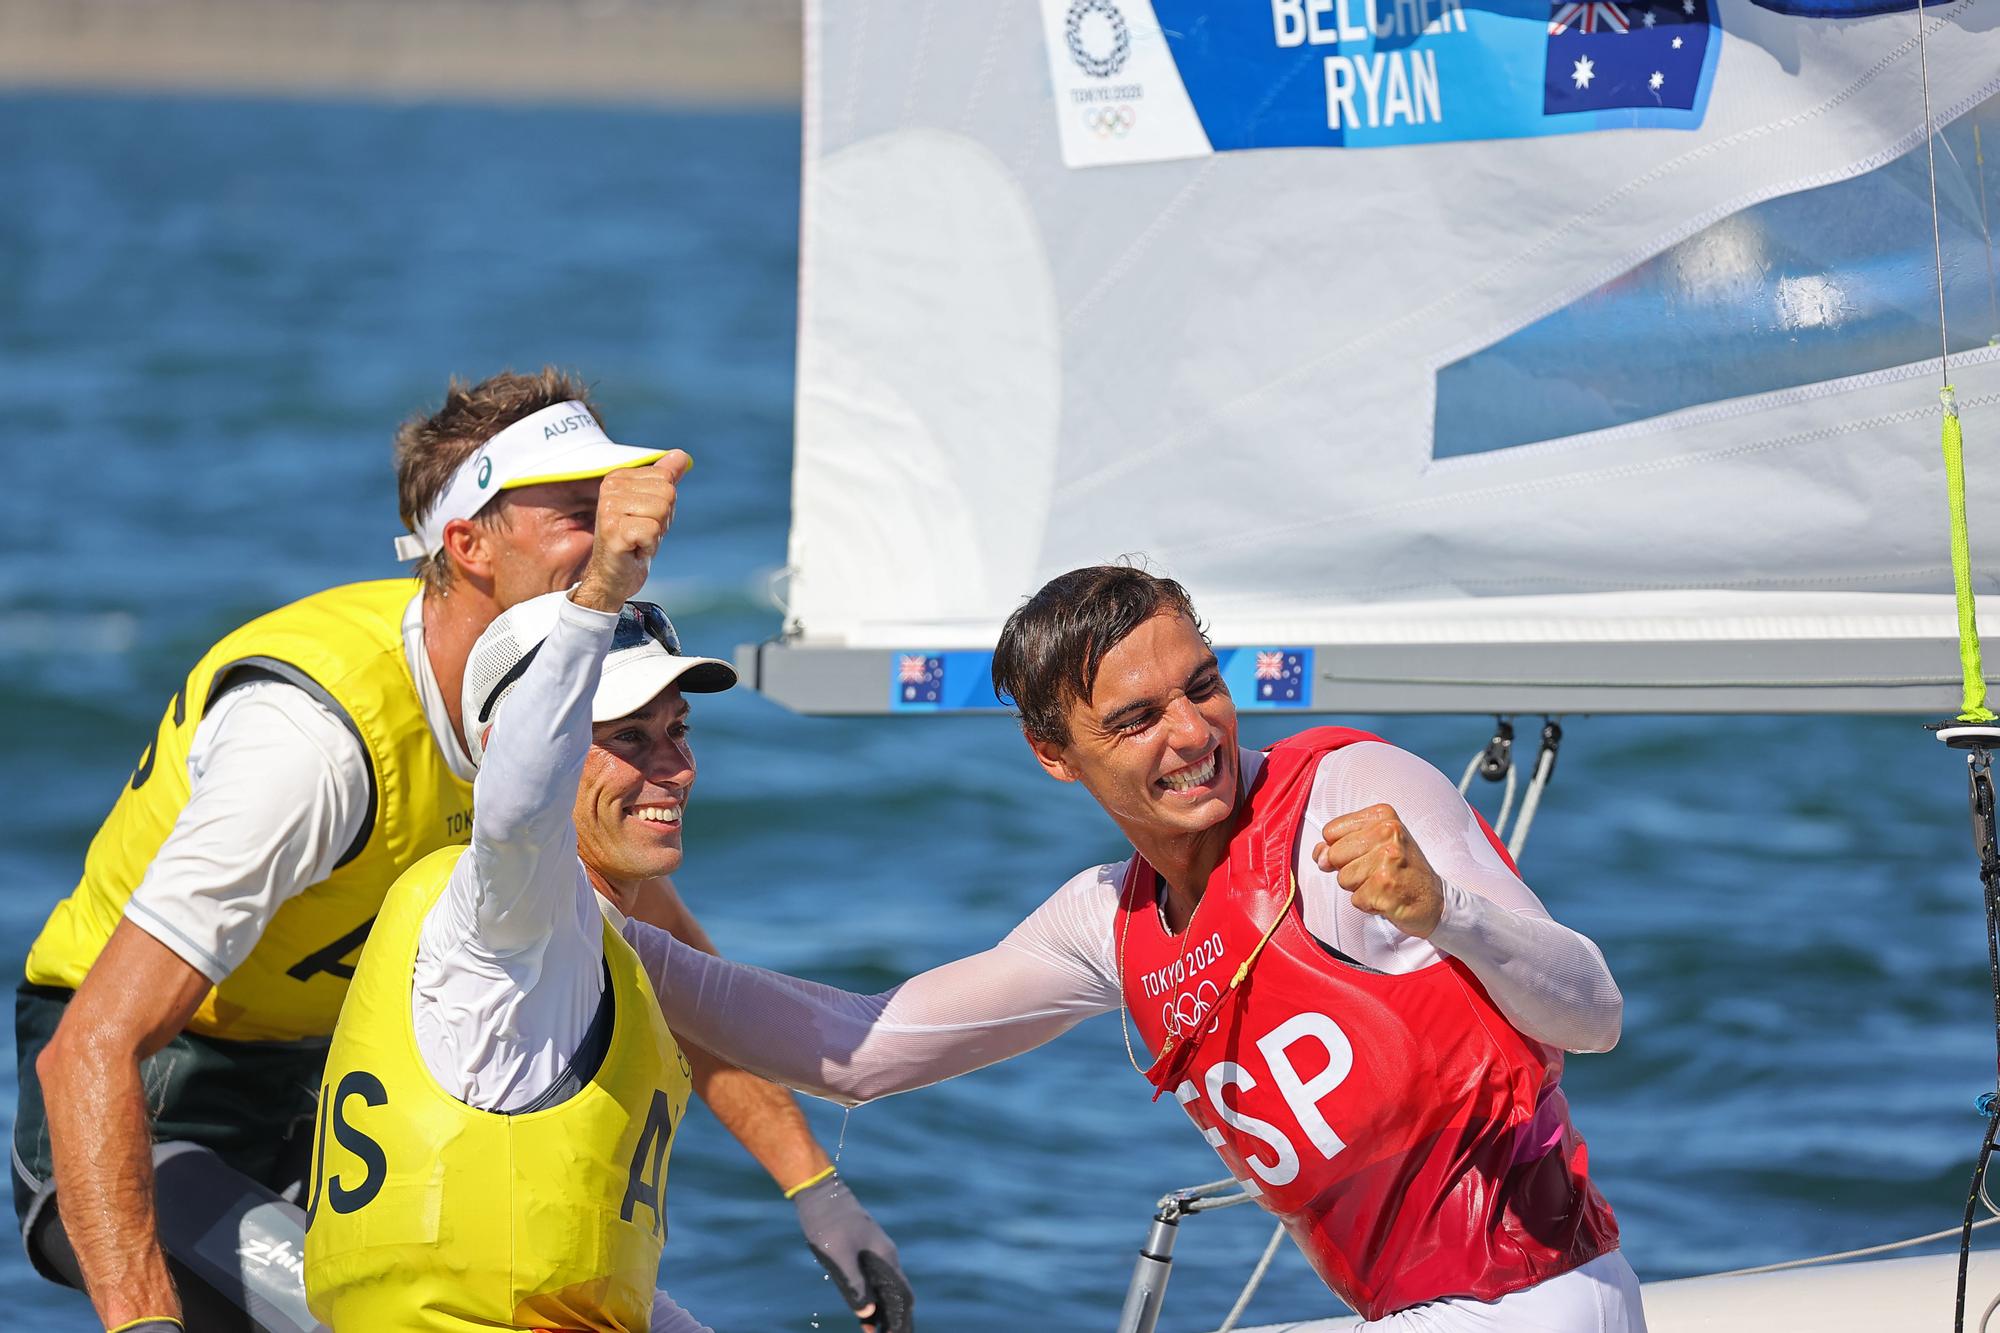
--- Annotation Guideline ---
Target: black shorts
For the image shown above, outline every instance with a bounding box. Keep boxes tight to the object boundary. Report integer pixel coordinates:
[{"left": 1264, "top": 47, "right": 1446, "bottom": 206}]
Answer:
[{"left": 11, "top": 981, "right": 328, "bottom": 1230}]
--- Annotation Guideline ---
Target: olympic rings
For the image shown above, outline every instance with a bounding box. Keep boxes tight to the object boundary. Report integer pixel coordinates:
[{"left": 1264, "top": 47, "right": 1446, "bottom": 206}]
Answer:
[
  {"left": 1083, "top": 105, "right": 1137, "bottom": 139},
  {"left": 1162, "top": 979, "right": 1220, "bottom": 1037}
]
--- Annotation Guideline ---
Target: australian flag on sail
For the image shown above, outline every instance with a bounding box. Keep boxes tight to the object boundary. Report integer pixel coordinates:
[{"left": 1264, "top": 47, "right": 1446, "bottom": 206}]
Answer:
[
  {"left": 896, "top": 653, "right": 944, "bottom": 706},
  {"left": 1254, "top": 650, "right": 1307, "bottom": 704},
  {"left": 1546, "top": 0, "right": 1713, "bottom": 116},
  {"left": 1214, "top": 646, "right": 1313, "bottom": 710},
  {"left": 889, "top": 651, "right": 1010, "bottom": 711}
]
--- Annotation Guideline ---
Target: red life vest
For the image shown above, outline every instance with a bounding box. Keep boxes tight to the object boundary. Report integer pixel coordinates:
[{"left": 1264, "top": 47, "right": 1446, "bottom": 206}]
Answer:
[{"left": 1115, "top": 727, "right": 1618, "bottom": 1320}]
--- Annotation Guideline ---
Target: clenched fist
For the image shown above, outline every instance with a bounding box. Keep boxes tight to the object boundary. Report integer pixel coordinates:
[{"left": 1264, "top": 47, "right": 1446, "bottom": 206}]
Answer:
[
  {"left": 1311, "top": 803, "right": 1444, "bottom": 939},
  {"left": 572, "top": 451, "right": 692, "bottom": 612}
]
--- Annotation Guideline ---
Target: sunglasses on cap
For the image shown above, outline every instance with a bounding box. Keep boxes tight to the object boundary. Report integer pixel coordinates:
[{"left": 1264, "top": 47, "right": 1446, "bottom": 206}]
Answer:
[
  {"left": 477, "top": 600, "right": 689, "bottom": 726},
  {"left": 613, "top": 601, "right": 683, "bottom": 657}
]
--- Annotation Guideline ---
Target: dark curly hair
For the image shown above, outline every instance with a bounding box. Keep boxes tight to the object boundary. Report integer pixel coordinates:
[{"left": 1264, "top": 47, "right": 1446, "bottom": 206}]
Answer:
[{"left": 991, "top": 563, "right": 1204, "bottom": 746}]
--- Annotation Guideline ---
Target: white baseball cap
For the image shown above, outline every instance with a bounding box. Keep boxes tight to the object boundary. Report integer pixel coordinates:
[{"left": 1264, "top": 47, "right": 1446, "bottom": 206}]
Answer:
[
  {"left": 394, "top": 401, "right": 666, "bottom": 561},
  {"left": 461, "top": 591, "right": 736, "bottom": 767}
]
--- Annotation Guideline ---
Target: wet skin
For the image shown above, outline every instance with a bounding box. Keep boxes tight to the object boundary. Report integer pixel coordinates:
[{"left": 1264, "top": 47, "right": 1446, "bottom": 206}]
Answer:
[
  {"left": 482, "top": 478, "right": 606, "bottom": 605},
  {"left": 577, "top": 686, "right": 695, "bottom": 892},
  {"left": 1027, "top": 610, "right": 1240, "bottom": 928}
]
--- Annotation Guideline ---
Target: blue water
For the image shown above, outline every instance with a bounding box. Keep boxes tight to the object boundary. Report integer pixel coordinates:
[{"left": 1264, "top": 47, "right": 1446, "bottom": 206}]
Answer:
[{"left": 4, "top": 93, "right": 1997, "bottom": 1330}]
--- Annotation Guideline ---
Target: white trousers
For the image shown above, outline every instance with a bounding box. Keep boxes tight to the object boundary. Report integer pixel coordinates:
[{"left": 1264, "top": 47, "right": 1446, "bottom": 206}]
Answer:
[{"left": 1361, "top": 1251, "right": 1647, "bottom": 1333}]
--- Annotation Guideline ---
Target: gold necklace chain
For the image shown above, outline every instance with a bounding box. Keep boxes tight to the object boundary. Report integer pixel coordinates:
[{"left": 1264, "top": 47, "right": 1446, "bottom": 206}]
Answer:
[
  {"left": 1116, "top": 865, "right": 1168, "bottom": 1078},
  {"left": 1116, "top": 870, "right": 1300, "bottom": 1082},
  {"left": 1116, "top": 864, "right": 1233, "bottom": 1080}
]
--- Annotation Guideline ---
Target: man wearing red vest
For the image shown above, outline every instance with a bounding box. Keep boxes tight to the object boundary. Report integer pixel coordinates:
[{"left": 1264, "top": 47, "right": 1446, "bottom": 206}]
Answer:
[{"left": 618, "top": 564, "right": 1641, "bottom": 1330}]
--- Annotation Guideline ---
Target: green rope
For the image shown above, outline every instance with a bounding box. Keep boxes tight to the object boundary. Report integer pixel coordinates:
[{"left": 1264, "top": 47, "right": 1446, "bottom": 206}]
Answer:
[{"left": 1942, "top": 384, "right": 1998, "bottom": 722}]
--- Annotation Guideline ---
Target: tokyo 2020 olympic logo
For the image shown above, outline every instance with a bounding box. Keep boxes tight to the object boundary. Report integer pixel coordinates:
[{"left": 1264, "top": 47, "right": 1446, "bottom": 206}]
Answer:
[{"left": 1065, "top": 0, "right": 1130, "bottom": 79}]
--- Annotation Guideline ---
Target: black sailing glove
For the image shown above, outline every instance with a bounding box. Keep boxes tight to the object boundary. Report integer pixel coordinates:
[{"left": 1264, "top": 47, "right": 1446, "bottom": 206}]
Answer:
[{"left": 790, "top": 1170, "right": 914, "bottom": 1333}]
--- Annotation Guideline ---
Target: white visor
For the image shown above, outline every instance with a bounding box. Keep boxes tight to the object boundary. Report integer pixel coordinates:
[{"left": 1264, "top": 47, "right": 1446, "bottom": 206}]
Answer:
[{"left": 394, "top": 401, "right": 665, "bottom": 560}]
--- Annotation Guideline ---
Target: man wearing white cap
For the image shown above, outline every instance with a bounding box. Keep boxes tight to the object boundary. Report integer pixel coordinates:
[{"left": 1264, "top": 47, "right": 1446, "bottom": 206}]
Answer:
[
  {"left": 17, "top": 371, "right": 906, "bottom": 1333},
  {"left": 308, "top": 453, "right": 908, "bottom": 1333}
]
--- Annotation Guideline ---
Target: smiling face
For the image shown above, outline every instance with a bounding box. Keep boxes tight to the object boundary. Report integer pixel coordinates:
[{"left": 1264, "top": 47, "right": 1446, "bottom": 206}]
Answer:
[
  {"left": 1028, "top": 610, "right": 1240, "bottom": 843},
  {"left": 574, "top": 686, "right": 695, "bottom": 883},
  {"left": 484, "top": 477, "right": 605, "bottom": 611}
]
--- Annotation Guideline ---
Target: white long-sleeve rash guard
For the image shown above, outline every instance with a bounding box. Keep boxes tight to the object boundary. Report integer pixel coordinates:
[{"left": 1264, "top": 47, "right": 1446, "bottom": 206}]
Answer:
[
  {"left": 412, "top": 595, "right": 711, "bottom": 1333},
  {"left": 626, "top": 741, "right": 1623, "bottom": 1107}
]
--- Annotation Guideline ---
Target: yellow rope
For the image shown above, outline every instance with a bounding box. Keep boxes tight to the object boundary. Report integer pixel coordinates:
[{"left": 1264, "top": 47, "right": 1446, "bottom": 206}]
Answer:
[
  {"left": 1227, "top": 878, "right": 1298, "bottom": 990},
  {"left": 1941, "top": 385, "right": 1997, "bottom": 722},
  {"left": 1128, "top": 878, "right": 1299, "bottom": 1081}
]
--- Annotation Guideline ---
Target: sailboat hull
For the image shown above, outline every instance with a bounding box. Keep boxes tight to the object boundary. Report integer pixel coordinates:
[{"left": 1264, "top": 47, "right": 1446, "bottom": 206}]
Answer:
[{"left": 1223, "top": 1249, "right": 2000, "bottom": 1331}]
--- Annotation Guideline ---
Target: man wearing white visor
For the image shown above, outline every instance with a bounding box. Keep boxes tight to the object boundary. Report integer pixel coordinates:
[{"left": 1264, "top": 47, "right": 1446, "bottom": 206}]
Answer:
[
  {"left": 19, "top": 371, "right": 905, "bottom": 1333},
  {"left": 308, "top": 454, "right": 911, "bottom": 1333},
  {"left": 391, "top": 397, "right": 655, "bottom": 565}
]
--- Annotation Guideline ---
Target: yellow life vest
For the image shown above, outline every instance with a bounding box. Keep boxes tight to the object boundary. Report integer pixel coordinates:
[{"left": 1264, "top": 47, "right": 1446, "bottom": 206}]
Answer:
[
  {"left": 24, "top": 580, "right": 474, "bottom": 1042},
  {"left": 305, "top": 845, "right": 691, "bottom": 1333}
]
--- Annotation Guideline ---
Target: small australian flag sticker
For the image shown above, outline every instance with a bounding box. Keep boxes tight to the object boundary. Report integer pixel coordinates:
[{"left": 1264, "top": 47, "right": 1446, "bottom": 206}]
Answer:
[
  {"left": 1253, "top": 649, "right": 1307, "bottom": 704},
  {"left": 897, "top": 653, "right": 944, "bottom": 706},
  {"left": 1545, "top": 0, "right": 1711, "bottom": 117}
]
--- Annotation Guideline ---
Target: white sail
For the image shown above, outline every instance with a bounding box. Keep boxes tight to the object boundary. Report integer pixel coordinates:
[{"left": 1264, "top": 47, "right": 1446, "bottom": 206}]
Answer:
[{"left": 756, "top": 0, "right": 2000, "bottom": 714}]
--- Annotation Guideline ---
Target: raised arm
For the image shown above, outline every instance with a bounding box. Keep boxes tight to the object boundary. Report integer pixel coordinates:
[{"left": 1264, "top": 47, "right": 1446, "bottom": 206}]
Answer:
[
  {"left": 623, "top": 864, "right": 1127, "bottom": 1106},
  {"left": 427, "top": 594, "right": 614, "bottom": 955},
  {"left": 425, "top": 451, "right": 689, "bottom": 961},
  {"left": 1304, "top": 742, "right": 1622, "bottom": 1053},
  {"left": 414, "top": 452, "right": 690, "bottom": 1109}
]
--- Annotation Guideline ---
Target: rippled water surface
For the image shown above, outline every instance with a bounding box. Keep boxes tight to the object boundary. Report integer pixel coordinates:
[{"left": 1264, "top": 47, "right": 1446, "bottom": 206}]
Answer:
[{"left": 3, "top": 93, "right": 1997, "bottom": 1330}]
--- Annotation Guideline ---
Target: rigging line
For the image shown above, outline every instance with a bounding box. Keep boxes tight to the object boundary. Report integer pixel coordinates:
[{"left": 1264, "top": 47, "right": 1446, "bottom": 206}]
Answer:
[
  {"left": 1215, "top": 1223, "right": 1287, "bottom": 1333},
  {"left": 1507, "top": 748, "right": 1554, "bottom": 861},
  {"left": 1940, "top": 392, "right": 1994, "bottom": 721},
  {"left": 1701, "top": 1214, "right": 2000, "bottom": 1279},
  {"left": 1917, "top": 0, "right": 1951, "bottom": 387},
  {"left": 1984, "top": 757, "right": 2000, "bottom": 1095},
  {"left": 1978, "top": 124, "right": 1998, "bottom": 344},
  {"left": 1962, "top": 1116, "right": 2000, "bottom": 1333},
  {"left": 1492, "top": 762, "right": 1520, "bottom": 840},
  {"left": 1957, "top": 745, "right": 2000, "bottom": 1333},
  {"left": 1917, "top": 0, "right": 1994, "bottom": 723},
  {"left": 1506, "top": 720, "right": 1564, "bottom": 864}
]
